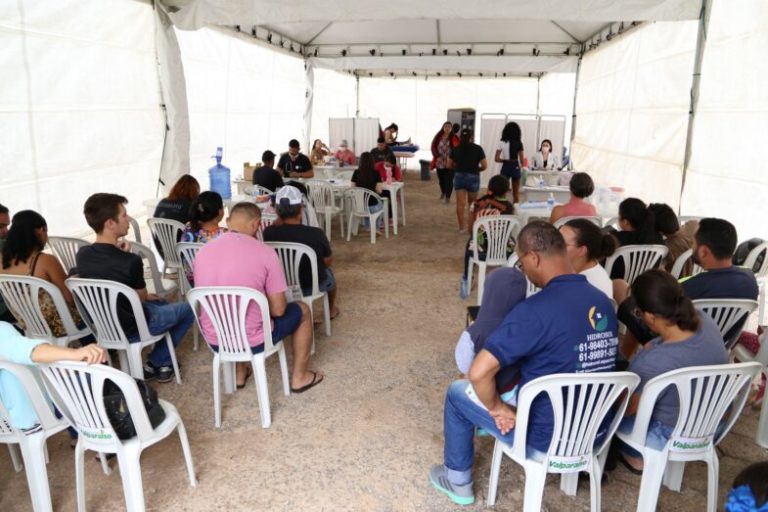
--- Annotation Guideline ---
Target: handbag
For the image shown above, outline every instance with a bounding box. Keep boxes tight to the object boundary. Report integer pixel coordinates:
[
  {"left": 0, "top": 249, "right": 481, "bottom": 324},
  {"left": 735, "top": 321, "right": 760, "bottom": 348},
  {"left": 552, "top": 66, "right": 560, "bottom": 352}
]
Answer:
[{"left": 103, "top": 378, "right": 166, "bottom": 440}]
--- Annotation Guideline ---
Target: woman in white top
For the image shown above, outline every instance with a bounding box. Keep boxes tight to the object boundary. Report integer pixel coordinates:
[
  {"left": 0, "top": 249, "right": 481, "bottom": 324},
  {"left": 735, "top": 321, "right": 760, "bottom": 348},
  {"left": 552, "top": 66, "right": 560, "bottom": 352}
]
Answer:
[
  {"left": 559, "top": 218, "right": 616, "bottom": 299},
  {"left": 494, "top": 122, "right": 525, "bottom": 204},
  {"left": 531, "top": 139, "right": 560, "bottom": 170}
]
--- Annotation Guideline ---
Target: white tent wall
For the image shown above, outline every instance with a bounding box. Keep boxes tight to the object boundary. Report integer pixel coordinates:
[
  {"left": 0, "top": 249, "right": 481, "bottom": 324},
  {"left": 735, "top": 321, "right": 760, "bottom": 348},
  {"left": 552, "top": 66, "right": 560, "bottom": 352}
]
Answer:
[
  {"left": 570, "top": 21, "right": 698, "bottom": 210},
  {"left": 309, "top": 69, "right": 357, "bottom": 148},
  {"left": 539, "top": 72, "right": 577, "bottom": 153},
  {"left": 680, "top": 0, "right": 768, "bottom": 240},
  {"left": 0, "top": 0, "right": 164, "bottom": 236},
  {"left": 175, "top": 26, "right": 305, "bottom": 185}
]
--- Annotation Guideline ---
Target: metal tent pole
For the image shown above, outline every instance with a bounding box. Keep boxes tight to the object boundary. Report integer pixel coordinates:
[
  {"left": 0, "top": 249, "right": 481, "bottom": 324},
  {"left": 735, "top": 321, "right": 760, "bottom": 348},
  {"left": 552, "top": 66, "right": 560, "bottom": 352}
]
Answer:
[{"left": 568, "top": 48, "right": 584, "bottom": 170}]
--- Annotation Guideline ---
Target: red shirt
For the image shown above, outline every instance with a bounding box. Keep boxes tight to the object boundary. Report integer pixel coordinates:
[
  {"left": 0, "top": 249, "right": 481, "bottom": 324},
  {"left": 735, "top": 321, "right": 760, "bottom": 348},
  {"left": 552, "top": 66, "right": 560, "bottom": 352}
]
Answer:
[{"left": 374, "top": 161, "right": 402, "bottom": 182}]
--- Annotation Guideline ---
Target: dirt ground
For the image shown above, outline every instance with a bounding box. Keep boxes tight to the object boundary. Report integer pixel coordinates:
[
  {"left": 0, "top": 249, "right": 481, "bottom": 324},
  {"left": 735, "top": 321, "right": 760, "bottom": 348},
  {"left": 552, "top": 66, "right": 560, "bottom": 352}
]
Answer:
[{"left": 1, "top": 172, "right": 767, "bottom": 511}]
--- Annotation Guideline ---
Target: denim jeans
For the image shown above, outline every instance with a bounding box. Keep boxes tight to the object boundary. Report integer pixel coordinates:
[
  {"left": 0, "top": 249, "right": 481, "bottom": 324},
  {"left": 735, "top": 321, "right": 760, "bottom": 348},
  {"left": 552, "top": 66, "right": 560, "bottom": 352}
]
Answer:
[
  {"left": 617, "top": 416, "right": 673, "bottom": 457},
  {"left": 453, "top": 172, "right": 480, "bottom": 193},
  {"left": 443, "top": 380, "right": 545, "bottom": 485},
  {"left": 130, "top": 300, "right": 194, "bottom": 367}
]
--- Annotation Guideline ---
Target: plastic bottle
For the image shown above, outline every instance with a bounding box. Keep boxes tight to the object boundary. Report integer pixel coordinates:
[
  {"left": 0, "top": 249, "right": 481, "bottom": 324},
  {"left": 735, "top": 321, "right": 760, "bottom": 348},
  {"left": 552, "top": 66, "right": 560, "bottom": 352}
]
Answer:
[
  {"left": 208, "top": 146, "right": 231, "bottom": 199},
  {"left": 547, "top": 193, "right": 555, "bottom": 209},
  {"left": 385, "top": 165, "right": 393, "bottom": 185}
]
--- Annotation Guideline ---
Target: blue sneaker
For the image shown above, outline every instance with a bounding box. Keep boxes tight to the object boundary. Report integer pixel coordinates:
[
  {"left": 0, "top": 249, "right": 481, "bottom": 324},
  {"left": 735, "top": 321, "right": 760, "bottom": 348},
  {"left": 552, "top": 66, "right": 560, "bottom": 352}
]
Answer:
[
  {"left": 459, "top": 277, "right": 469, "bottom": 299},
  {"left": 429, "top": 464, "right": 475, "bottom": 506}
]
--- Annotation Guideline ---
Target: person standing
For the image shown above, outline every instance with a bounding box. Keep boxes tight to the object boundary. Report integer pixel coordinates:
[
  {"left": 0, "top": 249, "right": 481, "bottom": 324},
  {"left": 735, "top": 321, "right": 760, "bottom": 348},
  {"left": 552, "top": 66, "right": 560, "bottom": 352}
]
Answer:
[
  {"left": 277, "top": 139, "right": 314, "bottom": 179},
  {"left": 494, "top": 122, "right": 525, "bottom": 204},
  {"left": 449, "top": 129, "right": 487, "bottom": 233},
  {"left": 431, "top": 122, "right": 459, "bottom": 204}
]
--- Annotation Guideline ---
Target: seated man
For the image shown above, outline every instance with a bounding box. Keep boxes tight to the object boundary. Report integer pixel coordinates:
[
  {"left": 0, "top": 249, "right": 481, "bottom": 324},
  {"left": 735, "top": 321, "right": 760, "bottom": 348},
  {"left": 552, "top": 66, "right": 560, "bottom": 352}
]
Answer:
[
  {"left": 334, "top": 140, "right": 356, "bottom": 166},
  {"left": 193, "top": 202, "right": 323, "bottom": 392},
  {"left": 617, "top": 217, "right": 759, "bottom": 354},
  {"left": 277, "top": 139, "right": 314, "bottom": 179},
  {"left": 76, "top": 193, "right": 195, "bottom": 383},
  {"left": 253, "top": 150, "right": 284, "bottom": 192},
  {"left": 263, "top": 186, "right": 339, "bottom": 319},
  {"left": 430, "top": 221, "right": 619, "bottom": 506},
  {"left": 370, "top": 137, "right": 395, "bottom": 164}
]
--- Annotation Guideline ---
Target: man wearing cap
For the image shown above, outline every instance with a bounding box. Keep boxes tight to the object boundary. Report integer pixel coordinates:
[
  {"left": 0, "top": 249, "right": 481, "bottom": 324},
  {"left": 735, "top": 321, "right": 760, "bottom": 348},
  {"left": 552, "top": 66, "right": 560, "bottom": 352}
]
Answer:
[
  {"left": 370, "top": 136, "right": 395, "bottom": 164},
  {"left": 194, "top": 201, "right": 324, "bottom": 392},
  {"left": 263, "top": 186, "right": 340, "bottom": 320},
  {"left": 277, "top": 139, "right": 314, "bottom": 179},
  {"left": 334, "top": 140, "right": 356, "bottom": 167},
  {"left": 253, "top": 150, "right": 284, "bottom": 192}
]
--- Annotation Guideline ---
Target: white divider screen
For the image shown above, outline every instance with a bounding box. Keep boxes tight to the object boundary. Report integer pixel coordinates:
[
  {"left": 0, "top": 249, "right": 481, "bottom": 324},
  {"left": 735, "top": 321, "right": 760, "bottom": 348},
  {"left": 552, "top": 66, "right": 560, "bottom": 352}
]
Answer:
[
  {"left": 310, "top": 69, "right": 357, "bottom": 150},
  {"left": 354, "top": 118, "right": 381, "bottom": 156},
  {"left": 480, "top": 115, "right": 507, "bottom": 186},
  {"left": 680, "top": 0, "right": 768, "bottom": 240},
  {"left": 175, "top": 27, "right": 305, "bottom": 183},
  {"left": 537, "top": 117, "right": 566, "bottom": 165},
  {"left": 329, "top": 118, "right": 354, "bottom": 153},
  {"left": 0, "top": 0, "right": 163, "bottom": 235},
  {"left": 570, "top": 21, "right": 698, "bottom": 208}
]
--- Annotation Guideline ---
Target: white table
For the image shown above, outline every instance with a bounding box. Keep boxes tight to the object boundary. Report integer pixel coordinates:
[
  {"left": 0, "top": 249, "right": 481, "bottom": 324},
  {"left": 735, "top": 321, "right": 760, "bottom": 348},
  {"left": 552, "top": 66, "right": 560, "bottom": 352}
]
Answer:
[
  {"left": 314, "top": 166, "right": 356, "bottom": 179},
  {"left": 523, "top": 186, "right": 571, "bottom": 204},
  {"left": 514, "top": 203, "right": 556, "bottom": 225},
  {"left": 524, "top": 170, "right": 561, "bottom": 187}
]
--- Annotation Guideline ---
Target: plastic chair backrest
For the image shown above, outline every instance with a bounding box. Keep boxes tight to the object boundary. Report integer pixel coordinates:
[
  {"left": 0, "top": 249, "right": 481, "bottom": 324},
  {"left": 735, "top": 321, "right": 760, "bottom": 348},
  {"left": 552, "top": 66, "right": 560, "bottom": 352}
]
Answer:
[
  {"left": 147, "top": 218, "right": 185, "bottom": 267},
  {"left": 0, "top": 360, "right": 64, "bottom": 438},
  {"left": 128, "top": 217, "right": 142, "bottom": 244},
  {"left": 744, "top": 241, "right": 768, "bottom": 277},
  {"left": 302, "top": 198, "right": 320, "bottom": 228},
  {"left": 129, "top": 242, "right": 173, "bottom": 296},
  {"left": 47, "top": 236, "right": 89, "bottom": 273},
  {"left": 244, "top": 184, "right": 273, "bottom": 197},
  {"left": 186, "top": 287, "right": 279, "bottom": 358},
  {"left": 0, "top": 275, "right": 82, "bottom": 340},
  {"left": 305, "top": 180, "right": 336, "bottom": 210},
  {"left": 552, "top": 216, "right": 602, "bottom": 229},
  {"left": 473, "top": 216, "right": 520, "bottom": 265},
  {"left": 511, "top": 372, "right": 639, "bottom": 471},
  {"left": 175, "top": 242, "right": 204, "bottom": 296},
  {"left": 604, "top": 244, "right": 668, "bottom": 285},
  {"left": 670, "top": 248, "right": 703, "bottom": 279},
  {"left": 693, "top": 299, "right": 759, "bottom": 349},
  {"left": 265, "top": 242, "right": 320, "bottom": 297},
  {"left": 630, "top": 362, "right": 760, "bottom": 454},
  {"left": 40, "top": 361, "right": 155, "bottom": 446},
  {"left": 65, "top": 277, "right": 152, "bottom": 347},
  {"left": 346, "top": 188, "right": 383, "bottom": 215},
  {"left": 603, "top": 217, "right": 619, "bottom": 230},
  {"left": 256, "top": 214, "right": 277, "bottom": 241},
  {"left": 505, "top": 253, "right": 540, "bottom": 297}
]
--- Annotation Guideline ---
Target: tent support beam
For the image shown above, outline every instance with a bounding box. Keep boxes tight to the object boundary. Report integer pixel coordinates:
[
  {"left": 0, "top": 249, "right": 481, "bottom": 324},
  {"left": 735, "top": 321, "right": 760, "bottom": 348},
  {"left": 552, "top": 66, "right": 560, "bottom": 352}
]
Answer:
[
  {"left": 679, "top": 0, "right": 713, "bottom": 211},
  {"left": 306, "top": 22, "right": 332, "bottom": 45},
  {"left": 355, "top": 74, "right": 360, "bottom": 116},
  {"left": 550, "top": 21, "right": 579, "bottom": 42},
  {"left": 568, "top": 46, "right": 584, "bottom": 167},
  {"left": 304, "top": 60, "right": 314, "bottom": 151}
]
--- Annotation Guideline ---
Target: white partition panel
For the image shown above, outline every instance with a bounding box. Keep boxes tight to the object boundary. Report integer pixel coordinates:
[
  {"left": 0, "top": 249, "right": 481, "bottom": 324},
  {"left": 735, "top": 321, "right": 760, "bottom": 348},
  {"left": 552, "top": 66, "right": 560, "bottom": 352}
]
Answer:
[
  {"left": 310, "top": 69, "right": 357, "bottom": 149},
  {"left": 354, "top": 118, "right": 382, "bottom": 156},
  {"left": 569, "top": 21, "right": 698, "bottom": 205},
  {"left": 0, "top": 0, "right": 163, "bottom": 235},
  {"left": 680, "top": 0, "right": 768, "bottom": 240},
  {"left": 480, "top": 115, "right": 508, "bottom": 186},
  {"left": 329, "top": 118, "right": 354, "bottom": 153}
]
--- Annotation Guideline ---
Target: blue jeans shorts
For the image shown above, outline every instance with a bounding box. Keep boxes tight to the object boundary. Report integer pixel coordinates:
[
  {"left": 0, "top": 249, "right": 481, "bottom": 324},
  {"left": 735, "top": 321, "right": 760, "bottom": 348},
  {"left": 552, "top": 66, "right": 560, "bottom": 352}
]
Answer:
[{"left": 454, "top": 172, "right": 480, "bottom": 193}]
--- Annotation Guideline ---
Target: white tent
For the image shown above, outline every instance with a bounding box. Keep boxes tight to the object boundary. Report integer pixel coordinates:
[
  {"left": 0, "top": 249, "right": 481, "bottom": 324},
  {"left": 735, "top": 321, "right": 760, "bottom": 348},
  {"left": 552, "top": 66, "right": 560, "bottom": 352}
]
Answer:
[{"left": 2, "top": 0, "right": 766, "bottom": 239}]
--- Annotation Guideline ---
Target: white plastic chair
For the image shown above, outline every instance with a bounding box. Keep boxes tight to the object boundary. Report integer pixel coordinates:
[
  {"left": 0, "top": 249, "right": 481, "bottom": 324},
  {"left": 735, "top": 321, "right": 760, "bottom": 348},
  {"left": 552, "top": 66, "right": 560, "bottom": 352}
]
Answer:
[
  {"left": 731, "top": 330, "right": 768, "bottom": 448},
  {"left": 40, "top": 361, "right": 197, "bottom": 512},
  {"left": 186, "top": 287, "right": 290, "bottom": 428},
  {"left": 603, "top": 217, "right": 620, "bottom": 230},
  {"left": 128, "top": 217, "right": 142, "bottom": 244},
  {"left": 468, "top": 216, "right": 520, "bottom": 304},
  {"left": 0, "top": 275, "right": 90, "bottom": 347},
  {"left": 302, "top": 197, "right": 320, "bottom": 228},
  {"left": 744, "top": 241, "right": 768, "bottom": 277},
  {"left": 256, "top": 213, "right": 277, "bottom": 241},
  {"left": 306, "top": 180, "right": 345, "bottom": 241},
  {"left": 0, "top": 361, "right": 70, "bottom": 512},
  {"left": 604, "top": 244, "right": 668, "bottom": 286},
  {"left": 176, "top": 242, "right": 204, "bottom": 351},
  {"left": 506, "top": 253, "right": 540, "bottom": 297},
  {"left": 670, "top": 248, "right": 703, "bottom": 279},
  {"left": 147, "top": 218, "right": 185, "bottom": 275},
  {"left": 335, "top": 170, "right": 354, "bottom": 181},
  {"left": 552, "top": 215, "right": 603, "bottom": 229},
  {"left": 266, "top": 241, "right": 331, "bottom": 338},
  {"left": 47, "top": 236, "right": 89, "bottom": 274},
  {"left": 344, "top": 188, "right": 389, "bottom": 244},
  {"left": 616, "top": 362, "right": 761, "bottom": 512},
  {"left": 677, "top": 215, "right": 702, "bottom": 227},
  {"left": 243, "top": 184, "right": 274, "bottom": 197},
  {"left": 693, "top": 298, "right": 758, "bottom": 349},
  {"left": 487, "top": 372, "right": 639, "bottom": 511},
  {"left": 65, "top": 278, "right": 182, "bottom": 384},
  {"left": 129, "top": 242, "right": 177, "bottom": 299}
]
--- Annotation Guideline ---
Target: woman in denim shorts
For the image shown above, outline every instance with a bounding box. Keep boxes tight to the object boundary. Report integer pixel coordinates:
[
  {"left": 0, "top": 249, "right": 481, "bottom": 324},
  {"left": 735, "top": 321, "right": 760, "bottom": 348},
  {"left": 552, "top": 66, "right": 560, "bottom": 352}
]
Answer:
[
  {"left": 449, "top": 129, "right": 488, "bottom": 232},
  {"left": 494, "top": 122, "right": 525, "bottom": 204}
]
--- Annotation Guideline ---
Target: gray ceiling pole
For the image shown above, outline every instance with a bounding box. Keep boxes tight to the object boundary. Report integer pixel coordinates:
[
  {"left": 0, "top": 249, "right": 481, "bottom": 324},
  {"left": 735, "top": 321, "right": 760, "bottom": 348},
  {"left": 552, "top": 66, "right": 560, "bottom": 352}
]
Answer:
[
  {"left": 355, "top": 74, "right": 360, "bottom": 116},
  {"left": 679, "top": 0, "right": 713, "bottom": 212},
  {"left": 568, "top": 46, "right": 585, "bottom": 168}
]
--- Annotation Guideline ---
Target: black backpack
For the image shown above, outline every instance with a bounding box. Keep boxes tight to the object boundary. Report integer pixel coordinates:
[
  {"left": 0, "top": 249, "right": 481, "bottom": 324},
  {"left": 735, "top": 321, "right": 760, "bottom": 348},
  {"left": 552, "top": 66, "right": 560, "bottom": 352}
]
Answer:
[{"left": 103, "top": 378, "right": 166, "bottom": 440}]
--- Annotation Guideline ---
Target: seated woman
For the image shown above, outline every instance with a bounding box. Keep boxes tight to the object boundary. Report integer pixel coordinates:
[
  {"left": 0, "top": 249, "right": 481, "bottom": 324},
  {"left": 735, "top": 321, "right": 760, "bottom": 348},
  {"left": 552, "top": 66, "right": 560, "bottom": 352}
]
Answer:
[
  {"left": 648, "top": 203, "right": 693, "bottom": 273},
  {"left": 309, "top": 139, "right": 330, "bottom": 167},
  {"left": 549, "top": 172, "right": 597, "bottom": 224},
  {"left": 559, "top": 218, "right": 616, "bottom": 299},
  {"left": 351, "top": 152, "right": 385, "bottom": 229},
  {"left": 459, "top": 175, "right": 515, "bottom": 299},
  {"left": 0, "top": 210, "right": 83, "bottom": 337},
  {"left": 153, "top": 174, "right": 199, "bottom": 225},
  {"left": 374, "top": 153, "right": 402, "bottom": 182},
  {"left": 531, "top": 139, "right": 560, "bottom": 170},
  {"left": 607, "top": 197, "right": 664, "bottom": 279},
  {"left": 181, "top": 191, "right": 227, "bottom": 243},
  {"left": 615, "top": 270, "right": 729, "bottom": 473}
]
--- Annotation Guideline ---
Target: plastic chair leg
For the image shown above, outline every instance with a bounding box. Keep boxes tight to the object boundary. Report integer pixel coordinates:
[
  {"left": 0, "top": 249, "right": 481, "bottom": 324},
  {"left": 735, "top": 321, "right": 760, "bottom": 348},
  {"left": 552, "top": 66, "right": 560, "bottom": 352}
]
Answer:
[
  {"left": 117, "top": 350, "right": 130, "bottom": 376},
  {"left": 477, "top": 263, "right": 487, "bottom": 304},
  {"left": 369, "top": 214, "right": 376, "bottom": 244},
  {"left": 19, "top": 435, "right": 53, "bottom": 512},
  {"left": 486, "top": 440, "right": 504, "bottom": 506},
  {"left": 635, "top": 450, "right": 666, "bottom": 512},
  {"left": 212, "top": 357, "right": 222, "bottom": 428},
  {"left": 560, "top": 472, "right": 578, "bottom": 496},
  {"left": 757, "top": 376, "right": 768, "bottom": 448},
  {"left": 75, "top": 441, "right": 86, "bottom": 512},
  {"left": 324, "top": 211, "right": 332, "bottom": 242},
  {"left": 589, "top": 457, "right": 603, "bottom": 512},
  {"left": 705, "top": 453, "right": 719, "bottom": 512},
  {"left": 278, "top": 345, "right": 290, "bottom": 397},
  {"left": 663, "top": 460, "right": 685, "bottom": 491},
  {"left": 116, "top": 449, "right": 146, "bottom": 512},
  {"left": 175, "top": 420, "right": 198, "bottom": 487},
  {"left": 165, "top": 334, "right": 182, "bottom": 384},
  {"left": 522, "top": 464, "right": 548, "bottom": 512},
  {"left": 7, "top": 443, "right": 22, "bottom": 472},
  {"left": 192, "top": 324, "right": 199, "bottom": 351},
  {"left": 252, "top": 358, "right": 272, "bottom": 428},
  {"left": 323, "top": 293, "right": 331, "bottom": 337},
  {"left": 126, "top": 346, "right": 144, "bottom": 380}
]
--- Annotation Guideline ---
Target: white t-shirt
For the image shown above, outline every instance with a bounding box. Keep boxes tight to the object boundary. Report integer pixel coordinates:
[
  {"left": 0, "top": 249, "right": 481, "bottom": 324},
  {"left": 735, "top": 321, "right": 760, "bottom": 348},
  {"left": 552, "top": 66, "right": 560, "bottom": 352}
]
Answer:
[
  {"left": 495, "top": 140, "right": 521, "bottom": 161},
  {"left": 580, "top": 264, "right": 613, "bottom": 299}
]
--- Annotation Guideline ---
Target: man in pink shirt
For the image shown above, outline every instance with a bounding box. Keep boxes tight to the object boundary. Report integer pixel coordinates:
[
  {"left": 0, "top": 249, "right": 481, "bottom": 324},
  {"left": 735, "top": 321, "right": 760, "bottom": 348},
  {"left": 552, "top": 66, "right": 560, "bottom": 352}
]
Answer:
[{"left": 193, "top": 202, "right": 323, "bottom": 393}]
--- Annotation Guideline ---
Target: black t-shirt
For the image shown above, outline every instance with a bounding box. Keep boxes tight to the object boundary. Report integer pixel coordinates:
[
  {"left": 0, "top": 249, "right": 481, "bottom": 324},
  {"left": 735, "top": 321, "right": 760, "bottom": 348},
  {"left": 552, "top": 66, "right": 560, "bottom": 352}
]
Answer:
[
  {"left": 450, "top": 143, "right": 486, "bottom": 174},
  {"left": 370, "top": 147, "right": 394, "bottom": 163},
  {"left": 277, "top": 153, "right": 313, "bottom": 177},
  {"left": 253, "top": 166, "right": 284, "bottom": 192},
  {"left": 262, "top": 224, "right": 331, "bottom": 290},
  {"left": 351, "top": 168, "right": 382, "bottom": 206},
  {"left": 76, "top": 243, "right": 146, "bottom": 337},
  {"left": 153, "top": 198, "right": 192, "bottom": 225}
]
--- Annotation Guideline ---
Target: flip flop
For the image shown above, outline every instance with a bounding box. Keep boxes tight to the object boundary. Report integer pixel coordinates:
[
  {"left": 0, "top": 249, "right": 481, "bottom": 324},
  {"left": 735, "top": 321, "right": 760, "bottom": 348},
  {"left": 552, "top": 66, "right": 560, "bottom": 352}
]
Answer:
[
  {"left": 617, "top": 454, "right": 643, "bottom": 475},
  {"left": 329, "top": 310, "right": 341, "bottom": 320},
  {"left": 236, "top": 366, "right": 253, "bottom": 389},
  {"left": 290, "top": 371, "right": 324, "bottom": 394}
]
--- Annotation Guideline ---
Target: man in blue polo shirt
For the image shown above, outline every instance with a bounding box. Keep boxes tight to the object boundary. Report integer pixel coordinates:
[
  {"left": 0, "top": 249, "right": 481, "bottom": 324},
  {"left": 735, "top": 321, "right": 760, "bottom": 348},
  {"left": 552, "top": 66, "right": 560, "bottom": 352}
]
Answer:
[{"left": 429, "top": 221, "right": 619, "bottom": 506}]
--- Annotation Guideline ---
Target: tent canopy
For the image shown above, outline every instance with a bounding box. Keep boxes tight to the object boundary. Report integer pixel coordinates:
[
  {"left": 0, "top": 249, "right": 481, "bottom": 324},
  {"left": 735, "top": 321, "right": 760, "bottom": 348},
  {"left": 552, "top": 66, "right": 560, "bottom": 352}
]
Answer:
[{"left": 161, "top": 0, "right": 702, "bottom": 75}]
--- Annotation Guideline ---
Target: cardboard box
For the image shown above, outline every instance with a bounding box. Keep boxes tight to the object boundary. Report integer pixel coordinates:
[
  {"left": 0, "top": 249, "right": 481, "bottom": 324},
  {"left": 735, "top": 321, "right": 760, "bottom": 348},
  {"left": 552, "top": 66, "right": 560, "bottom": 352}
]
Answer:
[{"left": 243, "top": 162, "right": 261, "bottom": 183}]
